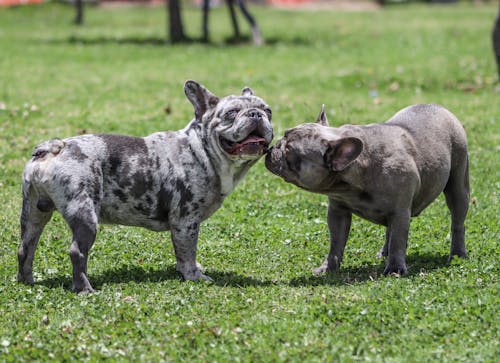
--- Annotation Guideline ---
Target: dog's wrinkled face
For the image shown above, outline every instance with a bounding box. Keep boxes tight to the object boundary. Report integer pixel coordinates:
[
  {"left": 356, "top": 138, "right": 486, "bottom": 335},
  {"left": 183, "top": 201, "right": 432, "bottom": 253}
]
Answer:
[
  {"left": 266, "top": 124, "right": 334, "bottom": 191},
  {"left": 185, "top": 81, "right": 273, "bottom": 161},
  {"left": 265, "top": 107, "right": 363, "bottom": 192}
]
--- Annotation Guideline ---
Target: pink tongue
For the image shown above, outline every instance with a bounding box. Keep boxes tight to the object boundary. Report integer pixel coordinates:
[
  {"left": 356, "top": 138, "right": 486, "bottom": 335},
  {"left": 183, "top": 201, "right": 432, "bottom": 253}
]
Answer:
[
  {"left": 231, "top": 135, "right": 266, "bottom": 154},
  {"left": 241, "top": 135, "right": 266, "bottom": 144}
]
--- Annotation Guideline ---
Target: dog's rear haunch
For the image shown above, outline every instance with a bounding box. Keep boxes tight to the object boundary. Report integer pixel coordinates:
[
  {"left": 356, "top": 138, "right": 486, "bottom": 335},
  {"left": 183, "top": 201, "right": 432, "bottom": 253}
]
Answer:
[{"left": 18, "top": 80, "right": 273, "bottom": 293}]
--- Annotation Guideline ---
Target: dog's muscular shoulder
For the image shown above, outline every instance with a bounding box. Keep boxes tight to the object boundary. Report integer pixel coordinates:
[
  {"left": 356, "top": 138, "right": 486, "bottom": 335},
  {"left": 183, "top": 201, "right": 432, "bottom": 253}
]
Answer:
[{"left": 267, "top": 104, "right": 467, "bottom": 220}]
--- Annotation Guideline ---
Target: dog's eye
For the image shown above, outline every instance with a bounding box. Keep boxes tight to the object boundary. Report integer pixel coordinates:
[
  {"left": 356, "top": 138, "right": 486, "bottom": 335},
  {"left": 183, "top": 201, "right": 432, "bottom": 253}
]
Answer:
[
  {"left": 264, "top": 107, "right": 272, "bottom": 120},
  {"left": 225, "top": 109, "right": 239, "bottom": 120}
]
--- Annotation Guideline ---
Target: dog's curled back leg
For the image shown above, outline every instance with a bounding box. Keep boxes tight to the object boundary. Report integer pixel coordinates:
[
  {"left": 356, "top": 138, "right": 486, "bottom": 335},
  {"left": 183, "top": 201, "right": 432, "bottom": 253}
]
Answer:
[{"left": 18, "top": 185, "right": 54, "bottom": 285}]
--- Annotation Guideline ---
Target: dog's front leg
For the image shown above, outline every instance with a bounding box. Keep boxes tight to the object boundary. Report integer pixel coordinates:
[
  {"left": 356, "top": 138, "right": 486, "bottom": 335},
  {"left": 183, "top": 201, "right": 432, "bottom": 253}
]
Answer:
[
  {"left": 314, "top": 200, "right": 352, "bottom": 275},
  {"left": 171, "top": 222, "right": 212, "bottom": 282},
  {"left": 383, "top": 209, "right": 410, "bottom": 276}
]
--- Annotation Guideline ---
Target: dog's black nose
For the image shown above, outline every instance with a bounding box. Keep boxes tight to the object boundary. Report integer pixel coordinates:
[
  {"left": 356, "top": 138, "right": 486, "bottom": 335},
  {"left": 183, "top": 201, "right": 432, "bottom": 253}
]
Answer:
[{"left": 247, "top": 109, "right": 262, "bottom": 120}]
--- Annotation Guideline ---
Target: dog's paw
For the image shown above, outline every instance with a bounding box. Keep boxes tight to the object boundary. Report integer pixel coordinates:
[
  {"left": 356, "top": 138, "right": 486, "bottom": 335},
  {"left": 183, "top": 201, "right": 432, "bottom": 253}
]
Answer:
[
  {"left": 313, "top": 262, "right": 329, "bottom": 276},
  {"left": 77, "top": 287, "right": 96, "bottom": 295},
  {"left": 71, "top": 279, "right": 96, "bottom": 294},
  {"left": 184, "top": 272, "right": 214, "bottom": 283},
  {"left": 71, "top": 285, "right": 96, "bottom": 294},
  {"left": 448, "top": 251, "right": 468, "bottom": 262},
  {"left": 313, "top": 257, "right": 340, "bottom": 275},
  {"left": 383, "top": 262, "right": 408, "bottom": 276},
  {"left": 179, "top": 265, "right": 213, "bottom": 282},
  {"left": 198, "top": 273, "right": 214, "bottom": 282},
  {"left": 17, "top": 273, "right": 35, "bottom": 286}
]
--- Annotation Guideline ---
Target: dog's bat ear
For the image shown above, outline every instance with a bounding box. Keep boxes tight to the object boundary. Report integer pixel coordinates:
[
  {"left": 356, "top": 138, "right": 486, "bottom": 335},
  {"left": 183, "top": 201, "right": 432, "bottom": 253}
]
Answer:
[
  {"left": 241, "top": 87, "right": 254, "bottom": 96},
  {"left": 316, "top": 105, "right": 329, "bottom": 126},
  {"left": 324, "top": 137, "right": 363, "bottom": 171},
  {"left": 184, "top": 80, "right": 220, "bottom": 121}
]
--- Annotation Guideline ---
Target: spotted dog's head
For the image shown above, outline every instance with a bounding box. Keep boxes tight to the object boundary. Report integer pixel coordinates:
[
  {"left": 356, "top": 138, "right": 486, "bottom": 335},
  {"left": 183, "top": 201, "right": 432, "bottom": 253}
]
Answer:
[
  {"left": 184, "top": 80, "right": 273, "bottom": 162},
  {"left": 265, "top": 106, "right": 363, "bottom": 192}
]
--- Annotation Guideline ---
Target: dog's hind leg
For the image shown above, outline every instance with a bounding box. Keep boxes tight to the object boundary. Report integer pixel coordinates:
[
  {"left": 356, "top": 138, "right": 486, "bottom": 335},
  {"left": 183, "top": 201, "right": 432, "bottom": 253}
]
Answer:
[
  {"left": 64, "top": 200, "right": 98, "bottom": 293},
  {"left": 18, "top": 192, "right": 54, "bottom": 285},
  {"left": 444, "top": 156, "right": 469, "bottom": 260}
]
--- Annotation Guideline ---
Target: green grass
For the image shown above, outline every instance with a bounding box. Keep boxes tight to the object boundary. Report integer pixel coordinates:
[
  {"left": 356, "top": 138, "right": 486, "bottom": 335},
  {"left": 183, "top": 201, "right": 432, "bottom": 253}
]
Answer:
[{"left": 1, "top": 2, "right": 499, "bottom": 361}]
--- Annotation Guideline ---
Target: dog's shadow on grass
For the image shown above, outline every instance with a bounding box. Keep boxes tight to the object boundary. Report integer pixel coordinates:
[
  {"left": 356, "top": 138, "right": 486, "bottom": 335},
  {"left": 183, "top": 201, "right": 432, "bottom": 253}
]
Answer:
[
  {"left": 288, "top": 253, "right": 451, "bottom": 287},
  {"left": 38, "top": 252, "right": 452, "bottom": 291},
  {"left": 38, "top": 264, "right": 273, "bottom": 291},
  {"left": 37, "top": 265, "right": 177, "bottom": 291}
]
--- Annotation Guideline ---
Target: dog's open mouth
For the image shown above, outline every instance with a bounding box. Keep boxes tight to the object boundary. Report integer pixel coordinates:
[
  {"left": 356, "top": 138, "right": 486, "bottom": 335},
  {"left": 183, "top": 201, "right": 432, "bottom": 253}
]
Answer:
[{"left": 220, "top": 133, "right": 268, "bottom": 155}]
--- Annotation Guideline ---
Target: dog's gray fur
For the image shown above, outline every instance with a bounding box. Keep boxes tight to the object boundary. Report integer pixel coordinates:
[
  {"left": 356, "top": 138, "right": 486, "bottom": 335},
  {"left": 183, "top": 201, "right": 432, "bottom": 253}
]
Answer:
[
  {"left": 266, "top": 104, "right": 469, "bottom": 275},
  {"left": 18, "top": 80, "right": 273, "bottom": 293}
]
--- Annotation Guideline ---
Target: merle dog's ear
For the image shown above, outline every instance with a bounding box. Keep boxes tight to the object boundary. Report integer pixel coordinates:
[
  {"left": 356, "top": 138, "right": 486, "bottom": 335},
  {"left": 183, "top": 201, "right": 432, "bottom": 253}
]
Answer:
[
  {"left": 184, "top": 80, "right": 220, "bottom": 121},
  {"left": 316, "top": 105, "right": 329, "bottom": 126},
  {"left": 242, "top": 87, "right": 254, "bottom": 96},
  {"left": 324, "top": 137, "right": 363, "bottom": 171}
]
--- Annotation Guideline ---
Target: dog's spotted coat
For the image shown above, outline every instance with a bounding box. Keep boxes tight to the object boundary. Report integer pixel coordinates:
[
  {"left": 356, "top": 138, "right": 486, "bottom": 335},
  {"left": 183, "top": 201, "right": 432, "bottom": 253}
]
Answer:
[{"left": 18, "top": 81, "right": 273, "bottom": 293}]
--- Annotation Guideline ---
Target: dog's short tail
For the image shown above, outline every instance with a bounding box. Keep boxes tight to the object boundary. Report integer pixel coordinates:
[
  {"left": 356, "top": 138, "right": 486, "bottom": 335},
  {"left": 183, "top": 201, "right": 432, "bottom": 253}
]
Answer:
[{"left": 31, "top": 139, "right": 65, "bottom": 161}]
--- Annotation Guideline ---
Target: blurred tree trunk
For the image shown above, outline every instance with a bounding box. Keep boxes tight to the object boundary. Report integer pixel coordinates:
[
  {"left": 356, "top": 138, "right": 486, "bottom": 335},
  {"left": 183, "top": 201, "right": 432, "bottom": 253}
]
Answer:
[
  {"left": 493, "top": 7, "right": 500, "bottom": 79},
  {"left": 168, "top": 0, "right": 187, "bottom": 43}
]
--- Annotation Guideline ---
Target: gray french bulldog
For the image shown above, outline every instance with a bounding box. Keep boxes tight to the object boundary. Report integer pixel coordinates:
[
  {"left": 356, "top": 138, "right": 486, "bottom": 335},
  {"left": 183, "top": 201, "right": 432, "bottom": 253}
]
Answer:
[
  {"left": 18, "top": 80, "right": 273, "bottom": 293},
  {"left": 266, "top": 104, "right": 469, "bottom": 275}
]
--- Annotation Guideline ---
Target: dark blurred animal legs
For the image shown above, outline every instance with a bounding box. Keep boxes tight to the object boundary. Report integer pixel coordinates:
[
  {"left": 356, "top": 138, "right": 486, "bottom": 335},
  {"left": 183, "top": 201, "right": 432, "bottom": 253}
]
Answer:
[
  {"left": 236, "top": 0, "right": 263, "bottom": 45},
  {"left": 202, "top": 0, "right": 263, "bottom": 45}
]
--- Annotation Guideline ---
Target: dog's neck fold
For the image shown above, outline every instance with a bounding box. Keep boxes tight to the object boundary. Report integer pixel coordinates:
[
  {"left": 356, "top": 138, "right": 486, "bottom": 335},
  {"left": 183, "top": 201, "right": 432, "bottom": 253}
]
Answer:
[{"left": 182, "top": 119, "right": 255, "bottom": 199}]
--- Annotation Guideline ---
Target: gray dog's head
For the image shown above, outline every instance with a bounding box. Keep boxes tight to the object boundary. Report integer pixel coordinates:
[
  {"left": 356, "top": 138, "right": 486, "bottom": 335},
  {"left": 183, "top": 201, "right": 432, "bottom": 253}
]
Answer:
[
  {"left": 184, "top": 80, "right": 273, "bottom": 161},
  {"left": 265, "top": 106, "right": 363, "bottom": 192}
]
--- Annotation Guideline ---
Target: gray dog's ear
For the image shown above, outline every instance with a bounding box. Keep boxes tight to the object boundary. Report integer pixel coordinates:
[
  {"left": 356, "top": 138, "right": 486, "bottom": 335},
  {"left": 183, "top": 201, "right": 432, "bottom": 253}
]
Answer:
[
  {"left": 184, "top": 80, "right": 220, "bottom": 121},
  {"left": 242, "top": 87, "right": 254, "bottom": 96},
  {"left": 316, "top": 105, "right": 329, "bottom": 126},
  {"left": 324, "top": 137, "right": 363, "bottom": 171}
]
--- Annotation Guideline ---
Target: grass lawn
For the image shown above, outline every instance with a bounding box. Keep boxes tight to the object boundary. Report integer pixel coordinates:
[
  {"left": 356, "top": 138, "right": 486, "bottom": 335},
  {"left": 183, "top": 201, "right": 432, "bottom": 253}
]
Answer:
[{"left": 0, "top": 2, "right": 499, "bottom": 361}]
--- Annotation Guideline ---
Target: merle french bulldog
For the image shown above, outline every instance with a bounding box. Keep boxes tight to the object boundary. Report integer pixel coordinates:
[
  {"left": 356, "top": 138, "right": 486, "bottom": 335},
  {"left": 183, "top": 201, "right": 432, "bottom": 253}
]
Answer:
[
  {"left": 266, "top": 104, "right": 469, "bottom": 276},
  {"left": 18, "top": 80, "right": 273, "bottom": 293}
]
